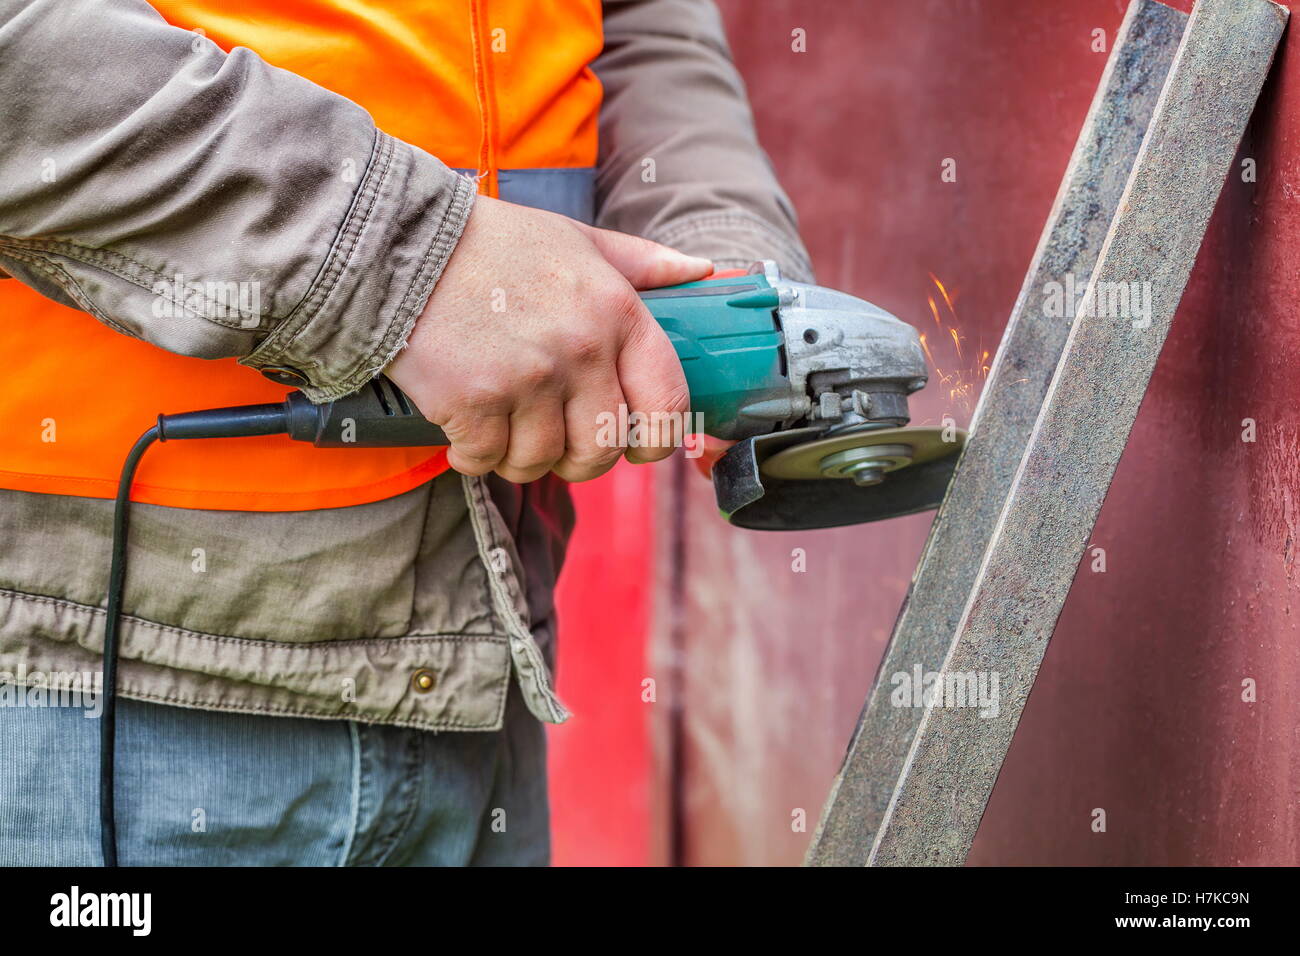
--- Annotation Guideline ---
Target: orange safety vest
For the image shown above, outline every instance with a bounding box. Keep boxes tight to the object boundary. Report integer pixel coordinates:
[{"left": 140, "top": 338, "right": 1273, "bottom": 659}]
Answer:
[{"left": 0, "top": 0, "right": 602, "bottom": 511}]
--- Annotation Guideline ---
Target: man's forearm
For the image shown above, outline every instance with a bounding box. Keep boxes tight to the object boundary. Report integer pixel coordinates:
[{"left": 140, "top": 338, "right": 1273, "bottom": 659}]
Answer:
[
  {"left": 594, "top": 0, "right": 813, "bottom": 281},
  {"left": 0, "top": 0, "right": 473, "bottom": 402}
]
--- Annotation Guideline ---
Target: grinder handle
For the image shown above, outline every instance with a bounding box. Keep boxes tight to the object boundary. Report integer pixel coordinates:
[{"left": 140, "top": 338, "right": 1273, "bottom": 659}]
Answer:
[
  {"left": 288, "top": 267, "right": 786, "bottom": 447},
  {"left": 285, "top": 379, "right": 448, "bottom": 447}
]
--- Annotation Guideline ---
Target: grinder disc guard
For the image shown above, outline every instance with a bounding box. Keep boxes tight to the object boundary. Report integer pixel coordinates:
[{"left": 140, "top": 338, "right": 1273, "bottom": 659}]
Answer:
[{"left": 713, "top": 425, "right": 967, "bottom": 531}]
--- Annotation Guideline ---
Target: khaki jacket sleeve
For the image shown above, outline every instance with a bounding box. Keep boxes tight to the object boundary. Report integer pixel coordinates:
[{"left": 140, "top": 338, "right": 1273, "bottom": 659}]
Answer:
[
  {"left": 594, "top": 0, "right": 814, "bottom": 282},
  {"left": 0, "top": 0, "right": 474, "bottom": 402}
]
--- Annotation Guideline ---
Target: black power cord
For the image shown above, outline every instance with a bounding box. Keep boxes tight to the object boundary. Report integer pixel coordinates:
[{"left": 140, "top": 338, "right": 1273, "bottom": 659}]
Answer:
[
  {"left": 100, "top": 403, "right": 289, "bottom": 867},
  {"left": 100, "top": 425, "right": 159, "bottom": 868}
]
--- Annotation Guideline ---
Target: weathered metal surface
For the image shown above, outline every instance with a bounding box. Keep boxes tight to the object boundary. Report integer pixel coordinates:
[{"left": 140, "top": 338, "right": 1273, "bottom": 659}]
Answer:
[
  {"left": 865, "top": 0, "right": 1288, "bottom": 867},
  {"left": 806, "top": 0, "right": 1188, "bottom": 866}
]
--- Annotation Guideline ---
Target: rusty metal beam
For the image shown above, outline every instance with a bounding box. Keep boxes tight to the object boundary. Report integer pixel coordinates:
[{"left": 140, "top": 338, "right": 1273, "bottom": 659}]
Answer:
[
  {"left": 807, "top": 0, "right": 1189, "bottom": 866},
  {"left": 865, "top": 0, "right": 1286, "bottom": 867}
]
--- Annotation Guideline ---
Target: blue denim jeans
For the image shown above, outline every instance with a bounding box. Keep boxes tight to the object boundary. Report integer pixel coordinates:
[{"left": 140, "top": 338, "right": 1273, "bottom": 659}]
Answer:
[{"left": 0, "top": 682, "right": 549, "bottom": 866}]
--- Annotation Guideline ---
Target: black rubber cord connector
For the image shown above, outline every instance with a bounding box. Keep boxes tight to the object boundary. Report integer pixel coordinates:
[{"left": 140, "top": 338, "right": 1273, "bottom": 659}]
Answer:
[{"left": 100, "top": 404, "right": 289, "bottom": 867}]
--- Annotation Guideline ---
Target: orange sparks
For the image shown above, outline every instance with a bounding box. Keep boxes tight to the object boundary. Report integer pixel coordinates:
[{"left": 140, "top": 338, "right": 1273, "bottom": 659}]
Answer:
[
  {"left": 929, "top": 273, "right": 957, "bottom": 316},
  {"left": 919, "top": 331, "right": 935, "bottom": 366},
  {"left": 918, "top": 273, "right": 990, "bottom": 418}
]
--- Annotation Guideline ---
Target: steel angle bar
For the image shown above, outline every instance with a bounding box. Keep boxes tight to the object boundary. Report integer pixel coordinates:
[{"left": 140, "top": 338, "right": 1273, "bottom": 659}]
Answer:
[
  {"left": 807, "top": 0, "right": 1189, "bottom": 866},
  {"left": 867, "top": 0, "right": 1287, "bottom": 867}
]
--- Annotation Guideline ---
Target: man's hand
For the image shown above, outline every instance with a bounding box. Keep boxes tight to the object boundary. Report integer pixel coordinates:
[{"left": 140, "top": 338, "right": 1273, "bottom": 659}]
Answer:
[{"left": 386, "top": 195, "right": 712, "bottom": 483}]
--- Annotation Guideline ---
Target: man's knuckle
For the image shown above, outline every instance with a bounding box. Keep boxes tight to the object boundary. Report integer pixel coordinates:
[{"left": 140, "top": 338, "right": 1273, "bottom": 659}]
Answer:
[
  {"left": 448, "top": 444, "right": 499, "bottom": 475},
  {"left": 552, "top": 264, "right": 585, "bottom": 297},
  {"left": 518, "top": 353, "right": 559, "bottom": 390},
  {"left": 509, "top": 451, "right": 557, "bottom": 472},
  {"left": 660, "top": 379, "right": 691, "bottom": 414},
  {"left": 438, "top": 414, "right": 472, "bottom": 442},
  {"left": 443, "top": 386, "right": 504, "bottom": 421},
  {"left": 439, "top": 410, "right": 477, "bottom": 439},
  {"left": 634, "top": 379, "right": 689, "bottom": 418},
  {"left": 566, "top": 329, "right": 607, "bottom": 366},
  {"left": 617, "top": 291, "right": 646, "bottom": 327},
  {"left": 452, "top": 445, "right": 499, "bottom": 468},
  {"left": 557, "top": 460, "right": 613, "bottom": 483},
  {"left": 560, "top": 442, "right": 619, "bottom": 475},
  {"left": 569, "top": 441, "right": 622, "bottom": 469},
  {"left": 593, "top": 282, "right": 642, "bottom": 329}
]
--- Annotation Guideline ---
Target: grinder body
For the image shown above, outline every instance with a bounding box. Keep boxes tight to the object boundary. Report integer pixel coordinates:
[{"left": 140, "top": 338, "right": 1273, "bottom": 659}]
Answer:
[{"left": 289, "top": 261, "right": 928, "bottom": 449}]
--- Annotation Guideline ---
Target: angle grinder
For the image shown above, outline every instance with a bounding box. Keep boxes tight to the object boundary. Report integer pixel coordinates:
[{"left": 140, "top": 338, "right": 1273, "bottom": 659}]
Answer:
[{"left": 158, "top": 260, "right": 967, "bottom": 531}]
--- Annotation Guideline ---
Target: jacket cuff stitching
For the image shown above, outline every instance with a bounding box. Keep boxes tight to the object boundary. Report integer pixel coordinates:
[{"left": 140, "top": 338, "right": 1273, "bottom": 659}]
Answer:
[
  {"left": 254, "top": 130, "right": 393, "bottom": 372},
  {"left": 360, "top": 172, "right": 475, "bottom": 386}
]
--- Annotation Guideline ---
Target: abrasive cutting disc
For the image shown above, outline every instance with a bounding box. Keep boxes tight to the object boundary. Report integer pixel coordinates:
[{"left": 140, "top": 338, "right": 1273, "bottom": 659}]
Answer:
[{"left": 759, "top": 425, "right": 966, "bottom": 481}]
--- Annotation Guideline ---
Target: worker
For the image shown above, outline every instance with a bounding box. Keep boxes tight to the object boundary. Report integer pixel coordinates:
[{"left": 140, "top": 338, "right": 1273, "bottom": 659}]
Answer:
[{"left": 0, "top": 0, "right": 811, "bottom": 865}]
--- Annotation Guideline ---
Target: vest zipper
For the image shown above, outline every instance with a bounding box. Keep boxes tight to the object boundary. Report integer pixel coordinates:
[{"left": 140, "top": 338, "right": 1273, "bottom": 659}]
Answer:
[{"left": 468, "top": 0, "right": 499, "bottom": 198}]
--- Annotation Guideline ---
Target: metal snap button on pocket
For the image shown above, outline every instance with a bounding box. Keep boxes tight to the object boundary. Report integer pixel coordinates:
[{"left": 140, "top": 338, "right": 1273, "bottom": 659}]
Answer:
[{"left": 412, "top": 669, "right": 437, "bottom": 693}]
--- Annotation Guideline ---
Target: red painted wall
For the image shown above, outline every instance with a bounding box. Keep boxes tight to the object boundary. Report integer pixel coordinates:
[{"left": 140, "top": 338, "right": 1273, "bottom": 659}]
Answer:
[
  {"left": 550, "top": 0, "right": 1299, "bottom": 866},
  {"left": 548, "top": 462, "right": 657, "bottom": 866}
]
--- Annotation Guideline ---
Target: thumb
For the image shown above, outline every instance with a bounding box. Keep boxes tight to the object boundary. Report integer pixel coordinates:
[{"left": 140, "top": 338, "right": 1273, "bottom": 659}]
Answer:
[{"left": 579, "top": 223, "right": 713, "bottom": 290}]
